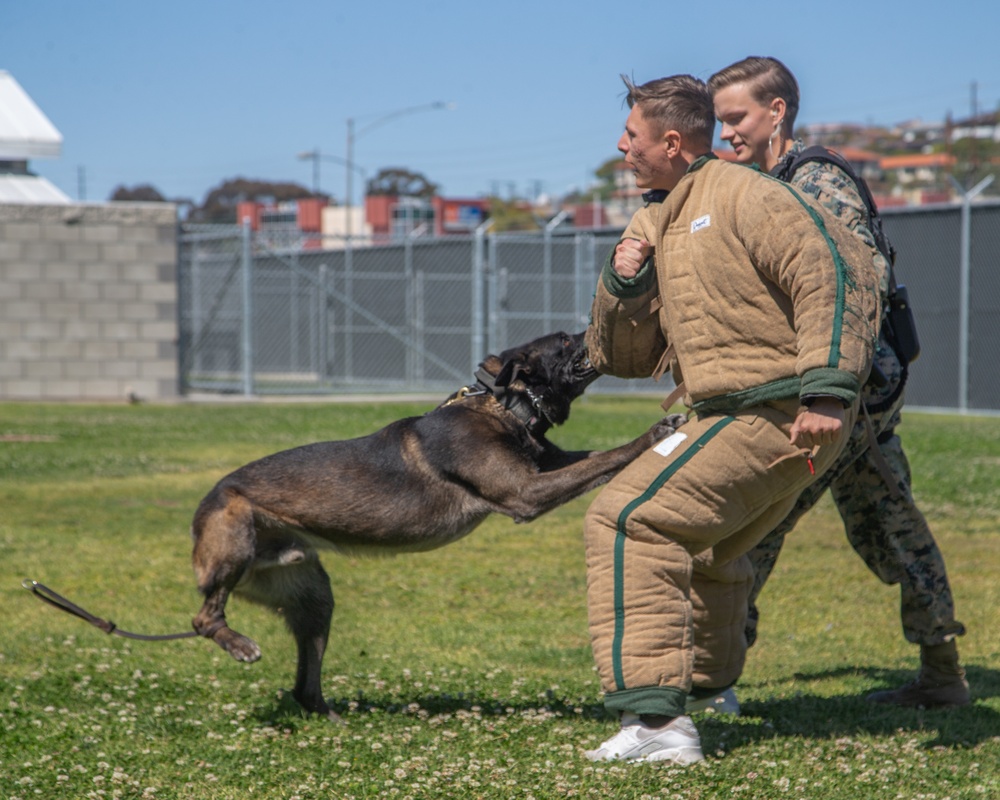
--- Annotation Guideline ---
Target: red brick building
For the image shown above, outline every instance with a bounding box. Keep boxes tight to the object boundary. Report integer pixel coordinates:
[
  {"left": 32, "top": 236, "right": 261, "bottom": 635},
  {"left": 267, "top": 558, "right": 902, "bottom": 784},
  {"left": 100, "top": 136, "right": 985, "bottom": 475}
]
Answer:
[{"left": 364, "top": 194, "right": 489, "bottom": 239}]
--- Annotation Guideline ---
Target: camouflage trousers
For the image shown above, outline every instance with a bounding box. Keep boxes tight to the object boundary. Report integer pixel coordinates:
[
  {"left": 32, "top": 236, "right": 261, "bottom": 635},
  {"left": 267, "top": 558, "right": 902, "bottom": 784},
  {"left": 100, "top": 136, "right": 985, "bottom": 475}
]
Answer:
[{"left": 746, "top": 337, "right": 966, "bottom": 648}]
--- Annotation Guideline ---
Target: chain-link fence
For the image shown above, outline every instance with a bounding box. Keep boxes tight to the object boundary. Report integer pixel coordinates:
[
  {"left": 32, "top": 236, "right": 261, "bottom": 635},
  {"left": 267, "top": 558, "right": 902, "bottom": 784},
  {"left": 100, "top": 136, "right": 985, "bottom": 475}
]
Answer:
[
  {"left": 178, "top": 199, "right": 1000, "bottom": 412},
  {"left": 882, "top": 200, "right": 1000, "bottom": 412}
]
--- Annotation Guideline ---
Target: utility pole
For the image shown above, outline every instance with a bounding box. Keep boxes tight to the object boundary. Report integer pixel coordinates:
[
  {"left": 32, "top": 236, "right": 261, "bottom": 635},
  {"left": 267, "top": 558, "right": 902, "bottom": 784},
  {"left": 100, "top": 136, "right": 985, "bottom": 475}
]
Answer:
[
  {"left": 301, "top": 149, "right": 321, "bottom": 194},
  {"left": 969, "top": 80, "right": 980, "bottom": 182}
]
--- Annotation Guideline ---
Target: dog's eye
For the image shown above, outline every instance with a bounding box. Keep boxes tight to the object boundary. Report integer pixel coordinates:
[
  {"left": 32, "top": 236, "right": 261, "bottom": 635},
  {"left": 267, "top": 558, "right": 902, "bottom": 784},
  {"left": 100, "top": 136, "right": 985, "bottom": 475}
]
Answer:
[{"left": 562, "top": 337, "right": 572, "bottom": 348}]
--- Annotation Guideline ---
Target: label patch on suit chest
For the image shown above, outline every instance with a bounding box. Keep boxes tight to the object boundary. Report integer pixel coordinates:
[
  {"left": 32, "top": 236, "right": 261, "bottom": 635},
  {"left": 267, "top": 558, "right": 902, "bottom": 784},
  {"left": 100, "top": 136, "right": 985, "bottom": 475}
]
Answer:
[{"left": 690, "top": 214, "right": 711, "bottom": 233}]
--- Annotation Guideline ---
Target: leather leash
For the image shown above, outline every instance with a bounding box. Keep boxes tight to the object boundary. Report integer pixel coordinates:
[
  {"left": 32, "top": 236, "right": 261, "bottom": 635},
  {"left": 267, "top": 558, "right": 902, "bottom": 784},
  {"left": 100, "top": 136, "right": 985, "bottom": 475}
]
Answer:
[{"left": 22, "top": 579, "right": 198, "bottom": 642}]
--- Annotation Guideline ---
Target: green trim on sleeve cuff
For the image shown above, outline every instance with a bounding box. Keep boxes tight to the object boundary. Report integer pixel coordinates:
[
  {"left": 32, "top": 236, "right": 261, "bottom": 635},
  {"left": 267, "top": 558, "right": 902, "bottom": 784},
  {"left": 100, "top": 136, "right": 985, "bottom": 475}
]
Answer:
[
  {"left": 601, "top": 246, "right": 657, "bottom": 298},
  {"left": 799, "top": 367, "right": 860, "bottom": 405}
]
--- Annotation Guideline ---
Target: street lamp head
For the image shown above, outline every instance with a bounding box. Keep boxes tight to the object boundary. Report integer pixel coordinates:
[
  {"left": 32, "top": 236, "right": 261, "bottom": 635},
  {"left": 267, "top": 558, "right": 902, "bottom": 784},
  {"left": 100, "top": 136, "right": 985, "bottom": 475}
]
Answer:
[{"left": 343, "top": 101, "right": 456, "bottom": 237}]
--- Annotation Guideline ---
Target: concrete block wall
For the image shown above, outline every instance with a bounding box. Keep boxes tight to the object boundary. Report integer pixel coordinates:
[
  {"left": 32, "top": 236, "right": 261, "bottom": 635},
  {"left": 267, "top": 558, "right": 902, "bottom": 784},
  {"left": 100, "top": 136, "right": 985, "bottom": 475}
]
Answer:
[{"left": 0, "top": 202, "right": 179, "bottom": 400}]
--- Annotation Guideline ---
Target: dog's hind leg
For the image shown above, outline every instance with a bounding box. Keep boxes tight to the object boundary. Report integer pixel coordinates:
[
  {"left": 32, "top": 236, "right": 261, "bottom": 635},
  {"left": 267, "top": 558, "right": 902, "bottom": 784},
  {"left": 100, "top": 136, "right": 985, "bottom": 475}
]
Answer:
[
  {"left": 287, "top": 565, "right": 336, "bottom": 721},
  {"left": 236, "top": 539, "right": 337, "bottom": 721},
  {"left": 190, "top": 490, "right": 262, "bottom": 663}
]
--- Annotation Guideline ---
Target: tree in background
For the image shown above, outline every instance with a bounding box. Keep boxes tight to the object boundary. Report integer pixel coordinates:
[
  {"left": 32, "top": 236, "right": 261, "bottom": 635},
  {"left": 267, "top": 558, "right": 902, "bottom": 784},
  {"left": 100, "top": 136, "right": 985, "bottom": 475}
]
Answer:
[
  {"left": 486, "top": 197, "right": 540, "bottom": 232},
  {"left": 109, "top": 184, "right": 167, "bottom": 202},
  {"left": 187, "top": 178, "right": 327, "bottom": 224},
  {"left": 948, "top": 136, "right": 1000, "bottom": 194},
  {"left": 592, "top": 156, "right": 625, "bottom": 201},
  {"left": 366, "top": 167, "right": 438, "bottom": 198},
  {"left": 560, "top": 156, "right": 624, "bottom": 208}
]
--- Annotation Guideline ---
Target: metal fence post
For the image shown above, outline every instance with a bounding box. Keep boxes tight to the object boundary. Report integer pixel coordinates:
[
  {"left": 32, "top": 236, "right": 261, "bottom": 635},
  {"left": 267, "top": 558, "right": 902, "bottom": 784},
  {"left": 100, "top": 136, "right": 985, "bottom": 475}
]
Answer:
[
  {"left": 487, "top": 232, "right": 502, "bottom": 354},
  {"left": 471, "top": 219, "right": 492, "bottom": 375},
  {"left": 404, "top": 227, "right": 417, "bottom": 385},
  {"left": 574, "top": 232, "right": 596, "bottom": 329},
  {"left": 240, "top": 217, "right": 255, "bottom": 397},
  {"left": 344, "top": 232, "right": 354, "bottom": 382},
  {"left": 183, "top": 231, "right": 199, "bottom": 393},
  {"left": 542, "top": 211, "right": 569, "bottom": 332},
  {"left": 318, "top": 263, "right": 329, "bottom": 383},
  {"left": 951, "top": 175, "right": 994, "bottom": 412},
  {"left": 290, "top": 249, "right": 301, "bottom": 372}
]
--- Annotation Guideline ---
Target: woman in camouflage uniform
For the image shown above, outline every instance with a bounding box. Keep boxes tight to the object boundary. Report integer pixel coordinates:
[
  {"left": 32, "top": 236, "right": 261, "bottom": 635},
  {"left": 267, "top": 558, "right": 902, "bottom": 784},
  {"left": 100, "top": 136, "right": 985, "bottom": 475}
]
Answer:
[{"left": 704, "top": 56, "right": 968, "bottom": 709}]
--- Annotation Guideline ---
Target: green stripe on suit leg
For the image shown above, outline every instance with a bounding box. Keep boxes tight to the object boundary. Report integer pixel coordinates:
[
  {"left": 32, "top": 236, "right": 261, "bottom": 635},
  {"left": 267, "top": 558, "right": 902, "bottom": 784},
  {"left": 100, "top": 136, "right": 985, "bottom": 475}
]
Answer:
[{"left": 611, "top": 416, "right": 735, "bottom": 691}]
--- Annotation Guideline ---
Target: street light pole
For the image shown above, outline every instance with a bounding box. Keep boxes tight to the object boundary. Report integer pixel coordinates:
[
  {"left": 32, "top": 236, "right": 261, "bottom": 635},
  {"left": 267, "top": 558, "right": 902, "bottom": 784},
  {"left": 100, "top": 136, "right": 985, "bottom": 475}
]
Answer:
[
  {"left": 344, "top": 101, "right": 454, "bottom": 241},
  {"left": 297, "top": 149, "right": 322, "bottom": 194},
  {"left": 346, "top": 117, "right": 355, "bottom": 240},
  {"left": 297, "top": 150, "right": 366, "bottom": 198}
]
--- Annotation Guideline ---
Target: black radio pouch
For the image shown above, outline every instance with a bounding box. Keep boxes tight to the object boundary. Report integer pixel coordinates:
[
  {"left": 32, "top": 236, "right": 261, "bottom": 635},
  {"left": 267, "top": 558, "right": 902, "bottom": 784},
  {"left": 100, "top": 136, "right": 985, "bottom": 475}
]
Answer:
[{"left": 887, "top": 284, "right": 920, "bottom": 365}]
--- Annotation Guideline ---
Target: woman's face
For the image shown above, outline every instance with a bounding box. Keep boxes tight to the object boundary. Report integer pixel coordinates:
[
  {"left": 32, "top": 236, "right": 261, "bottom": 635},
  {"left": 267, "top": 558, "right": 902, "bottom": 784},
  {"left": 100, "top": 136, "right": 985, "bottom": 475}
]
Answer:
[{"left": 713, "top": 82, "right": 781, "bottom": 170}]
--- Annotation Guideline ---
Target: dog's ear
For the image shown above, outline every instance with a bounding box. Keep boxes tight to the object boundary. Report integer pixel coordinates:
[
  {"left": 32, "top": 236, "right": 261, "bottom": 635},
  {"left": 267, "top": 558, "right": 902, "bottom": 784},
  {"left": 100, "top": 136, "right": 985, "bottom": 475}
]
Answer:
[{"left": 494, "top": 359, "right": 521, "bottom": 388}]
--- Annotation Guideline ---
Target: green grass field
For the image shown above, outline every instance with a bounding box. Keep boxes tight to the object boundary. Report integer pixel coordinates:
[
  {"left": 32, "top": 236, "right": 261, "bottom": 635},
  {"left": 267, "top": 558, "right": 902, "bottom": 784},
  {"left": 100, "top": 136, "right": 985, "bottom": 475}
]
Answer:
[{"left": 1, "top": 398, "right": 998, "bottom": 799}]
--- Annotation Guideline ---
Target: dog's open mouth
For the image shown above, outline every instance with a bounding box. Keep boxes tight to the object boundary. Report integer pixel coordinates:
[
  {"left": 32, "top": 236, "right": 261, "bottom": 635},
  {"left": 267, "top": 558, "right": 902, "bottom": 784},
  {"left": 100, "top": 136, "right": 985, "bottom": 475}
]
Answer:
[{"left": 573, "top": 350, "right": 599, "bottom": 380}]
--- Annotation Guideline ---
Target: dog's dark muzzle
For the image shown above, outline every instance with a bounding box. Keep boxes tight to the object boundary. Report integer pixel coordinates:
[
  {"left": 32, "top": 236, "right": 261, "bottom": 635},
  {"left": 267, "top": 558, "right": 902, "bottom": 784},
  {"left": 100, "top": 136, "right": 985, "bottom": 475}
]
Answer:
[{"left": 571, "top": 350, "right": 600, "bottom": 389}]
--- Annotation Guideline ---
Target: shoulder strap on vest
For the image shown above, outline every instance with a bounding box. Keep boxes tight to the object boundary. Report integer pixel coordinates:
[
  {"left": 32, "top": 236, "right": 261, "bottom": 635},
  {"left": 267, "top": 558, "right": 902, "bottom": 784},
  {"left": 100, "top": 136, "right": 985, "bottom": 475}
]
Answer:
[{"left": 773, "top": 146, "right": 896, "bottom": 273}]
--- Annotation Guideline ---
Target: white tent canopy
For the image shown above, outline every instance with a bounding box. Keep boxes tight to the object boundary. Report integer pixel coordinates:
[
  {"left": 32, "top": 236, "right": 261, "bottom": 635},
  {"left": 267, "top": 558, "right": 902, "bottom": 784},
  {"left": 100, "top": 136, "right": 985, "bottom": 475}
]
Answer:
[
  {"left": 0, "top": 70, "right": 63, "bottom": 160},
  {"left": 0, "top": 174, "right": 70, "bottom": 203}
]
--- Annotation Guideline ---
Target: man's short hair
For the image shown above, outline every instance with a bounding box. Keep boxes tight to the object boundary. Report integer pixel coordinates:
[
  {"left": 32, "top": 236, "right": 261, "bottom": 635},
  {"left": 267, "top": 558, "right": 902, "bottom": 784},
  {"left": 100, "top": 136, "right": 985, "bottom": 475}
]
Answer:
[{"left": 621, "top": 74, "right": 715, "bottom": 147}]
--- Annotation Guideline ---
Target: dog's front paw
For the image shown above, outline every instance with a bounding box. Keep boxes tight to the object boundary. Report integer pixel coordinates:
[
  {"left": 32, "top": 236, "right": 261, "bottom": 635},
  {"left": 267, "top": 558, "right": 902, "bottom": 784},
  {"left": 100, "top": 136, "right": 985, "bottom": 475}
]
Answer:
[
  {"left": 665, "top": 412, "right": 687, "bottom": 431},
  {"left": 649, "top": 413, "right": 687, "bottom": 440},
  {"left": 212, "top": 627, "right": 262, "bottom": 663}
]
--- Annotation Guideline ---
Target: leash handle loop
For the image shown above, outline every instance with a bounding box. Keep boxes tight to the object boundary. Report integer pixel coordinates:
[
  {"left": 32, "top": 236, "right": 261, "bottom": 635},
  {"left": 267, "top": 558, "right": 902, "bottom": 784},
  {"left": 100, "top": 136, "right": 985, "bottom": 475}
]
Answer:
[{"left": 22, "top": 579, "right": 198, "bottom": 642}]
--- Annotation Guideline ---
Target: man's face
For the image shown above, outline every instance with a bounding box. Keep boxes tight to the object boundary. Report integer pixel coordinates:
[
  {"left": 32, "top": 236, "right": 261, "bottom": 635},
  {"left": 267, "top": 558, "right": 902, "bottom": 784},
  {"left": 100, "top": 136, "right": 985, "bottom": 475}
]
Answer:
[{"left": 617, "top": 104, "right": 673, "bottom": 190}]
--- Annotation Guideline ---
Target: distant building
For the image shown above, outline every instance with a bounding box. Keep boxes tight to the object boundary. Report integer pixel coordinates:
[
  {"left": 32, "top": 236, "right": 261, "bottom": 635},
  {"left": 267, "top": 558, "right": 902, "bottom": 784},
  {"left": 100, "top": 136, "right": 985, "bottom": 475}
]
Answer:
[
  {"left": 800, "top": 121, "right": 877, "bottom": 150},
  {"left": 0, "top": 71, "right": 70, "bottom": 203},
  {"left": 365, "top": 195, "right": 430, "bottom": 240},
  {"left": 893, "top": 118, "right": 947, "bottom": 150},
  {"left": 321, "top": 205, "right": 371, "bottom": 243},
  {"left": 436, "top": 196, "right": 490, "bottom": 234},
  {"left": 596, "top": 160, "right": 642, "bottom": 227},
  {"left": 236, "top": 197, "right": 325, "bottom": 249},
  {"left": 572, "top": 197, "right": 613, "bottom": 229},
  {"left": 949, "top": 110, "right": 1000, "bottom": 143},
  {"left": 879, "top": 152, "right": 957, "bottom": 185},
  {"left": 830, "top": 146, "right": 883, "bottom": 183},
  {"left": 235, "top": 194, "right": 490, "bottom": 249},
  {"left": 363, "top": 195, "right": 489, "bottom": 241}
]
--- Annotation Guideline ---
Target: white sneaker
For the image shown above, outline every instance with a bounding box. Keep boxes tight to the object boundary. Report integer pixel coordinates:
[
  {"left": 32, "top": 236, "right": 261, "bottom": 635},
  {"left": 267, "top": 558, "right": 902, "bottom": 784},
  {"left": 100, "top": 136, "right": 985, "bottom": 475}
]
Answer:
[
  {"left": 585, "top": 713, "right": 704, "bottom": 764},
  {"left": 685, "top": 687, "right": 740, "bottom": 715}
]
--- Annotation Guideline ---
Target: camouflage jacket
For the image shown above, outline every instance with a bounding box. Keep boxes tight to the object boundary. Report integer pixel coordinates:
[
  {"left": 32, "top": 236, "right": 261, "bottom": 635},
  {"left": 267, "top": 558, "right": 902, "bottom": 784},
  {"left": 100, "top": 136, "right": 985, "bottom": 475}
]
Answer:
[{"left": 773, "top": 140, "right": 891, "bottom": 301}]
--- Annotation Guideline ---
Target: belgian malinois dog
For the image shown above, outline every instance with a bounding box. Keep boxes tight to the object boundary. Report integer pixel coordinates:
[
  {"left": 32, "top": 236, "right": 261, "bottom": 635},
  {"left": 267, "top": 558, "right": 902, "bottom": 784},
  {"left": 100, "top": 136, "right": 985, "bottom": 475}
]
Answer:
[{"left": 190, "top": 331, "right": 683, "bottom": 721}]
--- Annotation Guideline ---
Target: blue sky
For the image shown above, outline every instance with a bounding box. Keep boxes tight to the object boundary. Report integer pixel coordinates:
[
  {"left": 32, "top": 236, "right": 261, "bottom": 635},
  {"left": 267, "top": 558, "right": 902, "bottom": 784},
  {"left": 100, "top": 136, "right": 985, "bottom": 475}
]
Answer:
[{"left": 4, "top": 0, "right": 999, "bottom": 205}]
